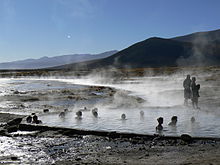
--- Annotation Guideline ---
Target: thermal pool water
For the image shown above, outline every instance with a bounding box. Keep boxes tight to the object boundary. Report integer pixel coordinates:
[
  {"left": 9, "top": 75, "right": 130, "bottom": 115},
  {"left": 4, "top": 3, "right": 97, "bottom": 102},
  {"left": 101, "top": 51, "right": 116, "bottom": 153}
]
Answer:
[{"left": 1, "top": 75, "right": 220, "bottom": 138}]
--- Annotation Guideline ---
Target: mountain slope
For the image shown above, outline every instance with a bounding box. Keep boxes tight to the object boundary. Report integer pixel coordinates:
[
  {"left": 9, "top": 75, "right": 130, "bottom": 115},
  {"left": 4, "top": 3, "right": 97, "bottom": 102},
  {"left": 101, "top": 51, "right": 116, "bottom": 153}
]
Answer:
[
  {"left": 0, "top": 50, "right": 117, "bottom": 69},
  {"left": 52, "top": 37, "right": 193, "bottom": 69},
  {"left": 53, "top": 29, "right": 220, "bottom": 70},
  {"left": 172, "top": 29, "right": 220, "bottom": 43}
]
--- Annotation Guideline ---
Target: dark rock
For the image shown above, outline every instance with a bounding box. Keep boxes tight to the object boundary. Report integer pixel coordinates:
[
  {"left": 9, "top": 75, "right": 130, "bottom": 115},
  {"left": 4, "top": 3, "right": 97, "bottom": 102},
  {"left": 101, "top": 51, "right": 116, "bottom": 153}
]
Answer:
[
  {"left": 7, "top": 126, "right": 18, "bottom": 133},
  {"left": 11, "top": 156, "right": 18, "bottom": 161},
  {"left": 75, "top": 157, "right": 82, "bottom": 161},
  {"left": 7, "top": 118, "right": 23, "bottom": 126},
  {"left": 181, "top": 134, "right": 193, "bottom": 143},
  {"left": 0, "top": 129, "right": 6, "bottom": 136}
]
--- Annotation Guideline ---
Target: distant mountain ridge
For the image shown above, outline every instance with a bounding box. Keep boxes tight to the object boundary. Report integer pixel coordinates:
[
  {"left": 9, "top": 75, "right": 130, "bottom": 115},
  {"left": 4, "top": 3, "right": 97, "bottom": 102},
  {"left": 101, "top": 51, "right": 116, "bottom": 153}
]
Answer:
[
  {"left": 52, "top": 29, "right": 220, "bottom": 70},
  {"left": 172, "top": 29, "right": 220, "bottom": 42},
  {"left": 0, "top": 50, "right": 118, "bottom": 69}
]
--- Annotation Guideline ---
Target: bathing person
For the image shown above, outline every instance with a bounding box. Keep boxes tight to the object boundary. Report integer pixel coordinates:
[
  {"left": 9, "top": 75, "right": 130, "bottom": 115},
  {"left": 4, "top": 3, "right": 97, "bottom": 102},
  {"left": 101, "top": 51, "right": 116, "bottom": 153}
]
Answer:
[
  {"left": 92, "top": 108, "right": 98, "bottom": 117},
  {"left": 59, "top": 109, "right": 69, "bottom": 118},
  {"left": 59, "top": 112, "right": 65, "bottom": 118},
  {"left": 32, "top": 115, "right": 38, "bottom": 123},
  {"left": 92, "top": 108, "right": 98, "bottom": 112},
  {"left": 76, "top": 111, "right": 82, "bottom": 119},
  {"left": 43, "top": 109, "right": 49, "bottom": 113},
  {"left": 156, "top": 117, "right": 163, "bottom": 131},
  {"left": 192, "top": 83, "right": 200, "bottom": 109},
  {"left": 32, "top": 114, "right": 42, "bottom": 124},
  {"left": 121, "top": 114, "right": 126, "bottom": 120},
  {"left": 191, "top": 117, "right": 195, "bottom": 123},
  {"left": 168, "top": 116, "right": 177, "bottom": 126},
  {"left": 26, "top": 115, "right": 32, "bottom": 123},
  {"left": 92, "top": 111, "right": 98, "bottom": 117},
  {"left": 183, "top": 75, "right": 192, "bottom": 106},
  {"left": 140, "top": 110, "right": 144, "bottom": 117}
]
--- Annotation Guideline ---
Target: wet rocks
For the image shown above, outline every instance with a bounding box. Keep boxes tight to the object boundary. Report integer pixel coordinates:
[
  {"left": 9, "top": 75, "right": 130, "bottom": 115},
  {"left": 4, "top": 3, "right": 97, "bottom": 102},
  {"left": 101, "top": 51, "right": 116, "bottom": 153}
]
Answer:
[
  {"left": 7, "top": 125, "right": 18, "bottom": 133},
  {"left": 7, "top": 118, "right": 23, "bottom": 126},
  {"left": 181, "top": 134, "right": 193, "bottom": 143},
  {"left": 11, "top": 156, "right": 18, "bottom": 161}
]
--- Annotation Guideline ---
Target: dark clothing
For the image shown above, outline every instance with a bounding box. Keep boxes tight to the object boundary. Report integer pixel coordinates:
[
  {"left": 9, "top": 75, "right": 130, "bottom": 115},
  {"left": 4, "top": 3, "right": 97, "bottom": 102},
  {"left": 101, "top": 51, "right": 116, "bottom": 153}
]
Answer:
[
  {"left": 191, "top": 84, "right": 200, "bottom": 109},
  {"left": 183, "top": 78, "right": 192, "bottom": 99},
  {"left": 192, "top": 85, "right": 200, "bottom": 101},
  {"left": 191, "top": 81, "right": 196, "bottom": 93}
]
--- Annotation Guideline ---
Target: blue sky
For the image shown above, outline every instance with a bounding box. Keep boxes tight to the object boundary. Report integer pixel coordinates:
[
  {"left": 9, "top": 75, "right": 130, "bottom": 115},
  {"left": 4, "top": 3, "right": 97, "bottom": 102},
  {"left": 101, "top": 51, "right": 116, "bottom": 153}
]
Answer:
[{"left": 0, "top": 0, "right": 220, "bottom": 62}]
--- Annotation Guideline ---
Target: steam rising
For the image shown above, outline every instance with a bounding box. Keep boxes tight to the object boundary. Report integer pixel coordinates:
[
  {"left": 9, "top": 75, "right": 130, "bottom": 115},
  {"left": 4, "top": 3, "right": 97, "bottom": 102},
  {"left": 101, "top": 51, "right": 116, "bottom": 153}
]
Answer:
[{"left": 177, "top": 32, "right": 218, "bottom": 66}]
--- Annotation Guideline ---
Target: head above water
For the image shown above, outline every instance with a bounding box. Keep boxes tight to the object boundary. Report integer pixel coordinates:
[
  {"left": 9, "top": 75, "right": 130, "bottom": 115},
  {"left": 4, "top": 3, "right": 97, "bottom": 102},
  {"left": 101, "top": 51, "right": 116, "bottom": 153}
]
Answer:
[
  {"left": 191, "top": 117, "right": 195, "bottom": 123},
  {"left": 121, "top": 114, "right": 126, "bottom": 120},
  {"left": 92, "top": 111, "right": 98, "bottom": 117},
  {"left": 171, "top": 116, "right": 178, "bottom": 123},
  {"left": 76, "top": 111, "right": 82, "bottom": 117},
  {"left": 157, "top": 117, "right": 163, "bottom": 124},
  {"left": 196, "top": 84, "right": 200, "bottom": 90},
  {"left": 186, "top": 75, "right": 190, "bottom": 79}
]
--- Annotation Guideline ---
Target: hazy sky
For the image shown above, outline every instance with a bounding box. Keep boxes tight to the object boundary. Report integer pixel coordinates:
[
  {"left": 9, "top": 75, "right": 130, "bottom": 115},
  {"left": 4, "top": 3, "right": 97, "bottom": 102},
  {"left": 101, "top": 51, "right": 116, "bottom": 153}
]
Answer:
[{"left": 0, "top": 0, "right": 220, "bottom": 62}]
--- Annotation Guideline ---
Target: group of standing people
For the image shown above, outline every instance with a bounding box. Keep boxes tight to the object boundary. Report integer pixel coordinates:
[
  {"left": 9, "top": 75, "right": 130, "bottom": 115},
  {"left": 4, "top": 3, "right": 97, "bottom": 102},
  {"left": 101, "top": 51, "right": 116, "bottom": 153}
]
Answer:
[{"left": 183, "top": 75, "right": 200, "bottom": 109}]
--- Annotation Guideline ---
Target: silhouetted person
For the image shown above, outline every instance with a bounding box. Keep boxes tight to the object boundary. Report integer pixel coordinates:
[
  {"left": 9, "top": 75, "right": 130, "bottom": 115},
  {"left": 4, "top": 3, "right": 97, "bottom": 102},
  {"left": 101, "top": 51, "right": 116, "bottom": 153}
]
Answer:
[
  {"left": 92, "top": 111, "right": 98, "bottom": 117},
  {"left": 121, "top": 114, "right": 126, "bottom": 120},
  {"left": 32, "top": 115, "right": 38, "bottom": 123},
  {"left": 191, "top": 117, "right": 195, "bottom": 123},
  {"left": 192, "top": 84, "right": 200, "bottom": 109},
  {"left": 140, "top": 110, "right": 144, "bottom": 117},
  {"left": 156, "top": 117, "right": 163, "bottom": 131},
  {"left": 32, "top": 115, "right": 42, "bottom": 124},
  {"left": 26, "top": 116, "right": 32, "bottom": 123},
  {"left": 183, "top": 75, "right": 192, "bottom": 106},
  {"left": 59, "top": 112, "right": 65, "bottom": 118},
  {"left": 92, "top": 108, "right": 98, "bottom": 117},
  {"left": 43, "top": 109, "right": 49, "bottom": 113},
  {"left": 191, "top": 77, "right": 196, "bottom": 92},
  {"left": 76, "top": 111, "right": 82, "bottom": 119},
  {"left": 168, "top": 116, "right": 177, "bottom": 126}
]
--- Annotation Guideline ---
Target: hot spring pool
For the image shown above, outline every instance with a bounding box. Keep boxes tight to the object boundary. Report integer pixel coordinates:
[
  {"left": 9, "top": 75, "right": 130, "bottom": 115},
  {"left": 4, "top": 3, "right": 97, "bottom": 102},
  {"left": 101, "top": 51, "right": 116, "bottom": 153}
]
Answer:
[
  {"left": 1, "top": 76, "right": 220, "bottom": 138},
  {"left": 39, "top": 106, "right": 220, "bottom": 138}
]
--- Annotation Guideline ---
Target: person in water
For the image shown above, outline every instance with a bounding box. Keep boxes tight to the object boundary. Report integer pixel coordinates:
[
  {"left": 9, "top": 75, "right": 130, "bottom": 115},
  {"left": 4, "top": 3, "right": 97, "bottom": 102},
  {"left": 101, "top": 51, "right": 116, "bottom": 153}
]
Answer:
[
  {"left": 183, "top": 75, "right": 192, "bottom": 106},
  {"left": 121, "top": 114, "right": 126, "bottom": 120},
  {"left": 168, "top": 116, "right": 177, "bottom": 126},
  {"left": 192, "top": 84, "right": 200, "bottom": 109},
  {"left": 156, "top": 117, "right": 163, "bottom": 131}
]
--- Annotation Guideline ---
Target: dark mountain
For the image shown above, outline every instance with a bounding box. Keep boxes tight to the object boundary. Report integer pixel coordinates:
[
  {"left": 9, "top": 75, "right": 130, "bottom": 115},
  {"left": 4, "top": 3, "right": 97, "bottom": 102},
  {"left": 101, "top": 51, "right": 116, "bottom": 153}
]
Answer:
[
  {"left": 0, "top": 50, "right": 117, "bottom": 69},
  {"left": 172, "top": 29, "right": 220, "bottom": 43},
  {"left": 89, "top": 37, "right": 193, "bottom": 68},
  {"left": 53, "top": 29, "right": 220, "bottom": 70}
]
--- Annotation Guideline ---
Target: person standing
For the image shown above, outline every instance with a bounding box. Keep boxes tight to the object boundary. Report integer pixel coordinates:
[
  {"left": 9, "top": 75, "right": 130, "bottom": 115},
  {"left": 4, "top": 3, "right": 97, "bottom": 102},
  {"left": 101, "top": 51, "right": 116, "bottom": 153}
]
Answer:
[
  {"left": 183, "top": 75, "right": 192, "bottom": 106},
  {"left": 191, "top": 77, "right": 200, "bottom": 109}
]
